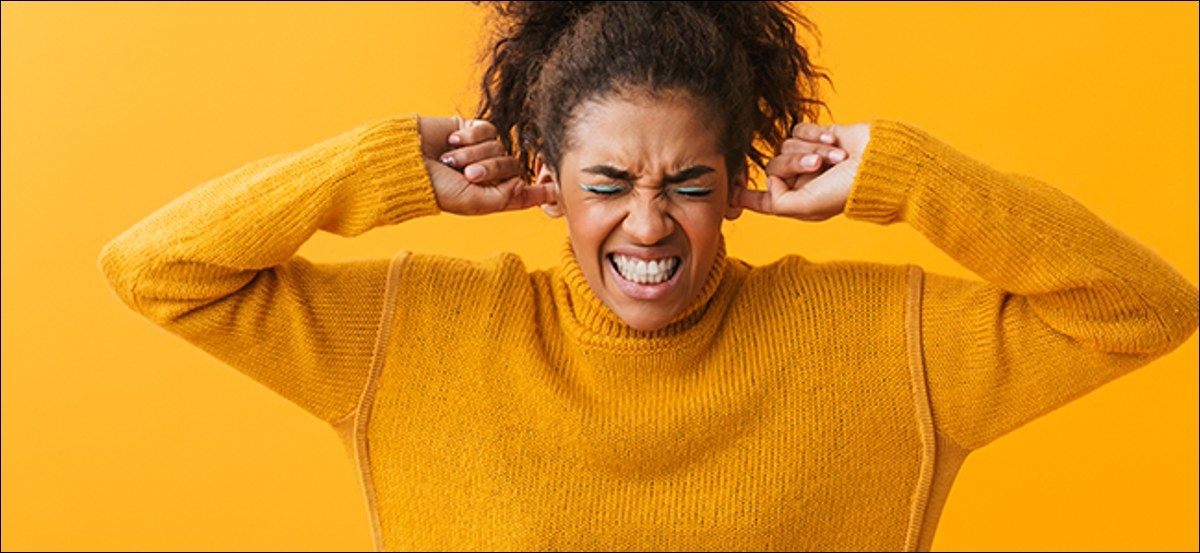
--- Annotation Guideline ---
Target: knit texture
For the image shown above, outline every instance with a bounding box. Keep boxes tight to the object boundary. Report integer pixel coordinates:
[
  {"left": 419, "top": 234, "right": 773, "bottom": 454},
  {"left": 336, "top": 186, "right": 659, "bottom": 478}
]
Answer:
[{"left": 100, "top": 115, "right": 1199, "bottom": 551}]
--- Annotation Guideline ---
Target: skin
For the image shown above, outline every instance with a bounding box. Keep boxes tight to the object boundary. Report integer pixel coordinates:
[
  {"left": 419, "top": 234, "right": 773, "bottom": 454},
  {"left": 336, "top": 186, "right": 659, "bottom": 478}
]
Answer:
[
  {"left": 533, "top": 93, "right": 745, "bottom": 331},
  {"left": 418, "top": 90, "right": 871, "bottom": 332}
]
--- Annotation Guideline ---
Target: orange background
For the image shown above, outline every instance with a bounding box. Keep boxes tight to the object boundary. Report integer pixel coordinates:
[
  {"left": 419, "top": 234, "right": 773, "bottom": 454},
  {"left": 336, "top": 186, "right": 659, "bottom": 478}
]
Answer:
[{"left": 2, "top": 2, "right": 1196, "bottom": 551}]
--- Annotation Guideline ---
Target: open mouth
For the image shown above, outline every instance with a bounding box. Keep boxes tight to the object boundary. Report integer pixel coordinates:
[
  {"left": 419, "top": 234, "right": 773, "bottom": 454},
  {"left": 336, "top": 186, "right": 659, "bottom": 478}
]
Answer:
[{"left": 608, "top": 253, "right": 681, "bottom": 285}]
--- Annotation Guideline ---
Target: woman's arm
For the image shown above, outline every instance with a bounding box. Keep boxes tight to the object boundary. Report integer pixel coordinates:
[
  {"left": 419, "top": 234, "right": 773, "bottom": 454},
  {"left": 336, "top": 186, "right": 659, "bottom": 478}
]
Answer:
[
  {"left": 847, "top": 120, "right": 1198, "bottom": 449},
  {"left": 98, "top": 115, "right": 543, "bottom": 423},
  {"left": 743, "top": 120, "right": 1199, "bottom": 450},
  {"left": 99, "top": 116, "right": 436, "bottom": 422}
]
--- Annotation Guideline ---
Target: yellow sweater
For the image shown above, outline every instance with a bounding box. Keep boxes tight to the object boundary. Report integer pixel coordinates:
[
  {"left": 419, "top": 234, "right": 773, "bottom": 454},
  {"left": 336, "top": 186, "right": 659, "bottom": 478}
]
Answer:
[{"left": 99, "top": 115, "right": 1198, "bottom": 551}]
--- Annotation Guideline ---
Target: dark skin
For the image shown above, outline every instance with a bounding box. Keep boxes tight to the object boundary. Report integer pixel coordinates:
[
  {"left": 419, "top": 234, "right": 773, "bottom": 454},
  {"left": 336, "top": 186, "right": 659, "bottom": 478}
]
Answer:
[{"left": 418, "top": 106, "right": 867, "bottom": 222}]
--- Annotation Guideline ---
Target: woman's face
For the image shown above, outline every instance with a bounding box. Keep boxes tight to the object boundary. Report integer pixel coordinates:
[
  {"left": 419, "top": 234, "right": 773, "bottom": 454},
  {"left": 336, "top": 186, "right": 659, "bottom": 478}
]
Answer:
[{"left": 537, "top": 92, "right": 744, "bottom": 332}]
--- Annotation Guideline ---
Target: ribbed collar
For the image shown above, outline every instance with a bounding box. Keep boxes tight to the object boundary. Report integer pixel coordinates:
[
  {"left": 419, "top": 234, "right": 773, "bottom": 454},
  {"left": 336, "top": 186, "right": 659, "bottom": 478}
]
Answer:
[{"left": 551, "top": 234, "right": 734, "bottom": 353}]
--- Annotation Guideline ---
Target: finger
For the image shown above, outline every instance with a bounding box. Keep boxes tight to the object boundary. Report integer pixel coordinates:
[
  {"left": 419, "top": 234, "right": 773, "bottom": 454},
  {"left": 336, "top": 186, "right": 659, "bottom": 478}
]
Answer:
[
  {"left": 773, "top": 168, "right": 853, "bottom": 222},
  {"left": 765, "top": 152, "right": 824, "bottom": 181},
  {"left": 424, "top": 158, "right": 467, "bottom": 190},
  {"left": 439, "top": 140, "right": 508, "bottom": 169},
  {"left": 791, "top": 121, "right": 837, "bottom": 145},
  {"left": 419, "top": 116, "right": 464, "bottom": 159},
  {"left": 732, "top": 183, "right": 772, "bottom": 214},
  {"left": 503, "top": 180, "right": 557, "bottom": 211},
  {"left": 779, "top": 138, "right": 848, "bottom": 163},
  {"left": 448, "top": 119, "right": 499, "bottom": 146},
  {"left": 463, "top": 156, "right": 524, "bottom": 184}
]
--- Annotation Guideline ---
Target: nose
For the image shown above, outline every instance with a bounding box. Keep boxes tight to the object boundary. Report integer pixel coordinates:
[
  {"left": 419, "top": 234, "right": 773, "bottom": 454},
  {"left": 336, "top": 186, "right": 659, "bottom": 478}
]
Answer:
[{"left": 621, "top": 194, "right": 674, "bottom": 245}]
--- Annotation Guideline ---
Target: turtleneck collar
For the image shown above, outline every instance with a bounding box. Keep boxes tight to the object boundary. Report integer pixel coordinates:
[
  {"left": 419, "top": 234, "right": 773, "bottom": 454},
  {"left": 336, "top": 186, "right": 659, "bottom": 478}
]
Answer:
[{"left": 551, "top": 234, "right": 734, "bottom": 351}]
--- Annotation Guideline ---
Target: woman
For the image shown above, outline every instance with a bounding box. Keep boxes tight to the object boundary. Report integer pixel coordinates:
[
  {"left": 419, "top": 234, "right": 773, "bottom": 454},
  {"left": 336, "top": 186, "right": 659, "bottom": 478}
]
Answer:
[{"left": 99, "top": 2, "right": 1198, "bottom": 550}]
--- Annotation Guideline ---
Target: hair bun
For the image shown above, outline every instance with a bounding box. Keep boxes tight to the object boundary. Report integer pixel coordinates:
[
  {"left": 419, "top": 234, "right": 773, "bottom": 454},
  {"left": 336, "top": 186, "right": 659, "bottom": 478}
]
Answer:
[{"left": 474, "top": 1, "right": 830, "bottom": 180}]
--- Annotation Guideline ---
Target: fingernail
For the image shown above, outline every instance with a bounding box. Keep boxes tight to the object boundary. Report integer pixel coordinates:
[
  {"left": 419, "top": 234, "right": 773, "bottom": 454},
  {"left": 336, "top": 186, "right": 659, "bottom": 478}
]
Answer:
[
  {"left": 820, "top": 133, "right": 834, "bottom": 144},
  {"left": 448, "top": 133, "right": 462, "bottom": 145},
  {"left": 828, "top": 149, "right": 846, "bottom": 162},
  {"left": 464, "top": 165, "right": 484, "bottom": 180},
  {"left": 441, "top": 156, "right": 456, "bottom": 167},
  {"left": 801, "top": 154, "right": 820, "bottom": 168}
]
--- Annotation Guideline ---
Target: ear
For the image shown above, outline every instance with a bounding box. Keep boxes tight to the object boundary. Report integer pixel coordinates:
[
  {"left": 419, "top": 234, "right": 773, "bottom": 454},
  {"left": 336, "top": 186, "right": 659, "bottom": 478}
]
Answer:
[
  {"left": 725, "top": 166, "right": 747, "bottom": 220},
  {"left": 534, "top": 154, "right": 564, "bottom": 219}
]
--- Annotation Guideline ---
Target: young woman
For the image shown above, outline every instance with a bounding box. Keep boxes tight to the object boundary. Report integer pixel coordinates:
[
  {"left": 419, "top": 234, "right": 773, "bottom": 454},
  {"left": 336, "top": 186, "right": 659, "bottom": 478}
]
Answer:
[{"left": 99, "top": 2, "right": 1198, "bottom": 550}]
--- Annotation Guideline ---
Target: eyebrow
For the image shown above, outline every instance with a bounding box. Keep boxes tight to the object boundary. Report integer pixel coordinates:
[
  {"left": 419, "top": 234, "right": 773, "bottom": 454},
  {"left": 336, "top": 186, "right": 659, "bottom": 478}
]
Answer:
[
  {"left": 581, "top": 164, "right": 716, "bottom": 185},
  {"left": 664, "top": 166, "right": 716, "bottom": 185}
]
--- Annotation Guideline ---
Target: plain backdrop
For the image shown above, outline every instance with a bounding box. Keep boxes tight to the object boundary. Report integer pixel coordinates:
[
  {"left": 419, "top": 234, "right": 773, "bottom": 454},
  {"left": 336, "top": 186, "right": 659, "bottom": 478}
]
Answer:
[{"left": 2, "top": 2, "right": 1197, "bottom": 551}]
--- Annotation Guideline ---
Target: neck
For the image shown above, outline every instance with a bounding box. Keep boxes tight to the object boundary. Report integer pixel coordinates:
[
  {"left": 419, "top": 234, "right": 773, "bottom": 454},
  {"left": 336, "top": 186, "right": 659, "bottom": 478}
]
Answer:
[{"left": 553, "top": 234, "right": 732, "bottom": 344}]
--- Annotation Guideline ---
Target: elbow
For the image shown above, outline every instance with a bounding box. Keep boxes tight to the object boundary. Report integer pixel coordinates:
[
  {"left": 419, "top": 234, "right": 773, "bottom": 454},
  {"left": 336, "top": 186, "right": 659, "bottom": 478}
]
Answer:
[
  {"left": 99, "top": 233, "right": 258, "bottom": 326},
  {"left": 1152, "top": 281, "right": 1200, "bottom": 355},
  {"left": 1120, "top": 279, "right": 1200, "bottom": 357},
  {"left": 1042, "top": 278, "right": 1199, "bottom": 356},
  {"left": 98, "top": 233, "right": 145, "bottom": 314},
  {"left": 98, "top": 232, "right": 176, "bottom": 324}
]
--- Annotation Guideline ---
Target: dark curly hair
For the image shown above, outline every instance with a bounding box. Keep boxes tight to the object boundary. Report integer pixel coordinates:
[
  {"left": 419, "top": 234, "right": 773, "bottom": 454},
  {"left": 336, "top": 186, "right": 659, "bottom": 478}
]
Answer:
[{"left": 474, "top": 1, "right": 830, "bottom": 183}]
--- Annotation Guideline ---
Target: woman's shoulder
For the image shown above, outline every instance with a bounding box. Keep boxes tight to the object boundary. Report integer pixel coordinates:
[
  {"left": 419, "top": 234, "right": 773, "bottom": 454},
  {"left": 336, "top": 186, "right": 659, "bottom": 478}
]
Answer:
[
  {"left": 398, "top": 249, "right": 532, "bottom": 283},
  {"left": 722, "top": 255, "right": 920, "bottom": 333},
  {"left": 737, "top": 254, "right": 915, "bottom": 293}
]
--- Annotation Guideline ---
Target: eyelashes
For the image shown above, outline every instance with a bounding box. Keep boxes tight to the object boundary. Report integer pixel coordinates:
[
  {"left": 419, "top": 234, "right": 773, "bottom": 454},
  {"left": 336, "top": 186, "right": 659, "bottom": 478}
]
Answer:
[
  {"left": 581, "top": 184, "right": 623, "bottom": 195},
  {"left": 674, "top": 187, "right": 713, "bottom": 197},
  {"left": 580, "top": 184, "right": 713, "bottom": 197}
]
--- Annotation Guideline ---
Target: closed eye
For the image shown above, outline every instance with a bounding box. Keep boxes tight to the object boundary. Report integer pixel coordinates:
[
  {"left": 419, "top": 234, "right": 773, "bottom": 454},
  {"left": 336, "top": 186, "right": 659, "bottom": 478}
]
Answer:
[
  {"left": 673, "top": 187, "right": 713, "bottom": 197},
  {"left": 581, "top": 184, "right": 623, "bottom": 195}
]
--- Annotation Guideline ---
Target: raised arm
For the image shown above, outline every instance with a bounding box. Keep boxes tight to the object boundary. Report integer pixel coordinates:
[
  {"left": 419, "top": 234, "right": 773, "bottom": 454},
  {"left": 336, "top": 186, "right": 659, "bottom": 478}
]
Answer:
[
  {"left": 742, "top": 119, "right": 1199, "bottom": 450},
  {"left": 98, "top": 115, "right": 545, "bottom": 422},
  {"left": 850, "top": 120, "right": 1197, "bottom": 449}
]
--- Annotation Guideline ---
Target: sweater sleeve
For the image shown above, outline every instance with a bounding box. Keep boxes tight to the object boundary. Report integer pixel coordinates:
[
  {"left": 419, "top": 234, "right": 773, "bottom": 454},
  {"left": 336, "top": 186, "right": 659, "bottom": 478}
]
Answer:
[
  {"left": 844, "top": 119, "right": 1199, "bottom": 450},
  {"left": 98, "top": 115, "right": 441, "bottom": 423}
]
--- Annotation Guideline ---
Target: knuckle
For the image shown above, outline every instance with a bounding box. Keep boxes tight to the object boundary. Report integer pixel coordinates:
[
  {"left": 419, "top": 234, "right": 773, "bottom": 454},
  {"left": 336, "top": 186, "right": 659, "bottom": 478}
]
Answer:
[{"left": 484, "top": 141, "right": 506, "bottom": 157}]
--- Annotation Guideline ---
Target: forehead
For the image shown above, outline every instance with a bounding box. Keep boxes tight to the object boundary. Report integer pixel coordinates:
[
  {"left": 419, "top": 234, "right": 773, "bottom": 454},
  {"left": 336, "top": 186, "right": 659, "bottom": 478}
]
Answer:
[{"left": 562, "top": 92, "right": 725, "bottom": 169}]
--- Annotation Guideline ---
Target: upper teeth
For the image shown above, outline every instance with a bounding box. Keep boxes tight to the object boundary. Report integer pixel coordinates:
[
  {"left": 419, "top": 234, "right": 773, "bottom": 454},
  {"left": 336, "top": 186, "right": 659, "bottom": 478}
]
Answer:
[{"left": 611, "top": 254, "right": 679, "bottom": 284}]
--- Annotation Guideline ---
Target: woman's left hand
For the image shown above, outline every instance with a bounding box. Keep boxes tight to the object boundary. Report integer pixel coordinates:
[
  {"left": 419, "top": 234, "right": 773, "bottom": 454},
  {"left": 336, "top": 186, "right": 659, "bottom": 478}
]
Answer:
[{"left": 734, "top": 122, "right": 870, "bottom": 221}]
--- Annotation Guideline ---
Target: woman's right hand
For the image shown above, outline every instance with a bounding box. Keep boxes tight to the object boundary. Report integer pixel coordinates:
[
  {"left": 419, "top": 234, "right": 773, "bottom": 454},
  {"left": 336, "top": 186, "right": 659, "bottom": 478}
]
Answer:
[
  {"left": 735, "top": 122, "right": 870, "bottom": 222},
  {"left": 418, "top": 116, "right": 555, "bottom": 215}
]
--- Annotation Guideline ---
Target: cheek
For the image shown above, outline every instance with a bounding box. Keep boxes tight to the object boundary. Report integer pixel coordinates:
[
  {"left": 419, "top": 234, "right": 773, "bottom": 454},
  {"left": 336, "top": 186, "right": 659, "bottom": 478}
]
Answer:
[
  {"left": 566, "top": 203, "right": 620, "bottom": 247},
  {"left": 672, "top": 203, "right": 726, "bottom": 242}
]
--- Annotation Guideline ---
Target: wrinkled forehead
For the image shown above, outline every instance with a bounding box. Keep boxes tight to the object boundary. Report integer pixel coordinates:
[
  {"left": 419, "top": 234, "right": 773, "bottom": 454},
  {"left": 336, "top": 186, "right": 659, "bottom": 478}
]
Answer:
[{"left": 558, "top": 90, "right": 729, "bottom": 173}]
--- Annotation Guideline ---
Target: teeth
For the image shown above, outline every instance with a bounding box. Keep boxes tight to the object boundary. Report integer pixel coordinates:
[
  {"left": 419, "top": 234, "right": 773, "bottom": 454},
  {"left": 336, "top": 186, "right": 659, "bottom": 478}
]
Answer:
[{"left": 610, "top": 254, "right": 679, "bottom": 284}]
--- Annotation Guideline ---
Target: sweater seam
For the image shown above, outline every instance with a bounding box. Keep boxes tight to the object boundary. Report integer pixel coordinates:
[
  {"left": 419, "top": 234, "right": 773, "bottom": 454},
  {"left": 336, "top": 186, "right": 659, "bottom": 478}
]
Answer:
[
  {"left": 903, "top": 265, "right": 937, "bottom": 552},
  {"left": 352, "top": 250, "right": 409, "bottom": 552}
]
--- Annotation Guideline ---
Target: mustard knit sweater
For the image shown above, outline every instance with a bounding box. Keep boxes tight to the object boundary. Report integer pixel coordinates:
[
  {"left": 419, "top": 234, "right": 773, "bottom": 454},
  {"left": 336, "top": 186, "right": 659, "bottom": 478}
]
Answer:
[{"left": 99, "top": 115, "right": 1198, "bottom": 551}]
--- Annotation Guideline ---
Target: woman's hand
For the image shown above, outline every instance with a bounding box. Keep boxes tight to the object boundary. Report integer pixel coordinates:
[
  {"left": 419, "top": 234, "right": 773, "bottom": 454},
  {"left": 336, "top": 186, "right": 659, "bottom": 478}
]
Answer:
[
  {"left": 734, "top": 122, "right": 871, "bottom": 221},
  {"left": 418, "top": 116, "right": 555, "bottom": 216}
]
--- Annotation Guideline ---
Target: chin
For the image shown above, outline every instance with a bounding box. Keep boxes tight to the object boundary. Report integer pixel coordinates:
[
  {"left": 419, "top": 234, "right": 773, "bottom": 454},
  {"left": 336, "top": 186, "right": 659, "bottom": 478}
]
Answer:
[{"left": 617, "top": 309, "right": 675, "bottom": 333}]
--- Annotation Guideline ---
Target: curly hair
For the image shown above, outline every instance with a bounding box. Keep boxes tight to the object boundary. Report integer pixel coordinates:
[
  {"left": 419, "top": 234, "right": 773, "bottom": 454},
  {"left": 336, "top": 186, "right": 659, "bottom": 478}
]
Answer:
[{"left": 474, "top": 1, "right": 830, "bottom": 181}]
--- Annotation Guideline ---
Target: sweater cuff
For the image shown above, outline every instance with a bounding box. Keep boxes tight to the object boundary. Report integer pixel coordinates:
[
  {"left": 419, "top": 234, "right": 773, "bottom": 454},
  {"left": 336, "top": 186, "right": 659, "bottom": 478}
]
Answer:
[
  {"left": 347, "top": 114, "right": 442, "bottom": 227},
  {"left": 844, "top": 119, "right": 933, "bottom": 225}
]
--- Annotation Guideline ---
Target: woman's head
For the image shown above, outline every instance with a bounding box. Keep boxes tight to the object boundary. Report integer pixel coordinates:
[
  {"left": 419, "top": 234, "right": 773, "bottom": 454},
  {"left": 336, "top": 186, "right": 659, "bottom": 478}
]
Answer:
[
  {"left": 475, "top": 1, "right": 828, "bottom": 331},
  {"left": 477, "top": 1, "right": 827, "bottom": 178}
]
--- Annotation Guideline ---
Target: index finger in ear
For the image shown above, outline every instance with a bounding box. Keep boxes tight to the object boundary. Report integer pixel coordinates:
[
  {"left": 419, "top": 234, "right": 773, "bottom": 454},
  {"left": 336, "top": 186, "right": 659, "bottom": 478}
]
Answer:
[
  {"left": 731, "top": 183, "right": 773, "bottom": 215},
  {"left": 450, "top": 119, "right": 499, "bottom": 146}
]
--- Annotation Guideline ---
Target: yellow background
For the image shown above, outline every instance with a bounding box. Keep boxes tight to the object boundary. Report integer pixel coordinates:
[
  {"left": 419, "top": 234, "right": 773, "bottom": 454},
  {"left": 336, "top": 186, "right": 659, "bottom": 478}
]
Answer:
[{"left": 2, "top": 1, "right": 1196, "bottom": 551}]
